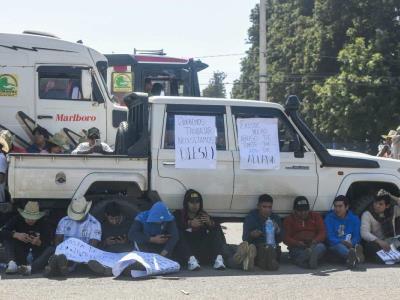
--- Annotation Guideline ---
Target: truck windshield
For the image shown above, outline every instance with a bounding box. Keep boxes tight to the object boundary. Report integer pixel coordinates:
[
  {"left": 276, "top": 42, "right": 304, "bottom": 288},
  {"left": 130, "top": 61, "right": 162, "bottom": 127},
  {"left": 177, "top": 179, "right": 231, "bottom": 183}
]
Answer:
[{"left": 105, "top": 54, "right": 207, "bottom": 105}]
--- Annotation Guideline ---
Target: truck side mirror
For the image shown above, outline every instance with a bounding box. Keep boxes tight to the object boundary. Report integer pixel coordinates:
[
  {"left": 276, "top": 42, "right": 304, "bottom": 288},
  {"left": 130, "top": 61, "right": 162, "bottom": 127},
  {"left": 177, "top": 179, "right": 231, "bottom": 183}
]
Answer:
[{"left": 81, "top": 69, "right": 93, "bottom": 100}]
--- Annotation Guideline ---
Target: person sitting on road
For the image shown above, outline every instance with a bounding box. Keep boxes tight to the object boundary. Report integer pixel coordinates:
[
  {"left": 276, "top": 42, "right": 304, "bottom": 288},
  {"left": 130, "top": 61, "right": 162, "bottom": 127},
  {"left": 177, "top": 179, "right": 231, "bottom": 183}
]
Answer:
[
  {"left": 361, "top": 189, "right": 400, "bottom": 263},
  {"left": 72, "top": 127, "right": 113, "bottom": 155},
  {"left": 283, "top": 196, "right": 326, "bottom": 269},
  {"left": 45, "top": 197, "right": 102, "bottom": 277},
  {"left": 27, "top": 126, "right": 50, "bottom": 154},
  {"left": 128, "top": 201, "right": 182, "bottom": 262},
  {"left": 324, "top": 195, "right": 364, "bottom": 269},
  {"left": 173, "top": 189, "right": 226, "bottom": 271},
  {"left": 242, "top": 194, "right": 283, "bottom": 271},
  {"left": 0, "top": 201, "right": 53, "bottom": 275},
  {"left": 0, "top": 130, "right": 26, "bottom": 154},
  {"left": 47, "top": 132, "right": 70, "bottom": 154},
  {"left": 87, "top": 201, "right": 134, "bottom": 276}
]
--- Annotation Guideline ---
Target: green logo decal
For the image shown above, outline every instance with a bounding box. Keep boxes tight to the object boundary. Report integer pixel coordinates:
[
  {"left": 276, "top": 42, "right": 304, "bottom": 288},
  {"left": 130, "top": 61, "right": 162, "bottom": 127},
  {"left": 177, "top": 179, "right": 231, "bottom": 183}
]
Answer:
[
  {"left": 0, "top": 74, "right": 18, "bottom": 97},
  {"left": 112, "top": 72, "right": 133, "bottom": 93}
]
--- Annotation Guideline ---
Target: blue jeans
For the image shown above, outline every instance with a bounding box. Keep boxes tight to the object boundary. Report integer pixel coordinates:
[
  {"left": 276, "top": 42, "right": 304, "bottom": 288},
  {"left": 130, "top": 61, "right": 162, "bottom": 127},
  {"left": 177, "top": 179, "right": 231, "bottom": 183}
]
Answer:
[
  {"left": 289, "top": 243, "right": 326, "bottom": 267},
  {"left": 329, "top": 243, "right": 350, "bottom": 261}
]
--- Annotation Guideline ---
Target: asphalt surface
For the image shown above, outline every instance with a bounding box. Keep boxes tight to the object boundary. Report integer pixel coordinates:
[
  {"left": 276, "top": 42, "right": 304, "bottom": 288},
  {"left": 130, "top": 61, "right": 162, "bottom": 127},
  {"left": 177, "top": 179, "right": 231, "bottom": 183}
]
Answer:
[{"left": 1, "top": 223, "right": 400, "bottom": 300}]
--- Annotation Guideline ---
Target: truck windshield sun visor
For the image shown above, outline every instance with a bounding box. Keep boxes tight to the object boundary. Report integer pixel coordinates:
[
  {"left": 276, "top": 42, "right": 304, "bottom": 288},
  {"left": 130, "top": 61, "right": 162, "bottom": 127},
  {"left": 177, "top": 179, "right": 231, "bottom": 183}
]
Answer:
[{"left": 284, "top": 95, "right": 379, "bottom": 169}]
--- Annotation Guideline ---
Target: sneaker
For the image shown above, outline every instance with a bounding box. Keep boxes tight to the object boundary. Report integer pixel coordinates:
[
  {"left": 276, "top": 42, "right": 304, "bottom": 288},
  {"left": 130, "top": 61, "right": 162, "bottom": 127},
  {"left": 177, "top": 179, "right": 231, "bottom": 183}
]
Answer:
[
  {"left": 187, "top": 256, "right": 200, "bottom": 271},
  {"left": 213, "top": 255, "right": 226, "bottom": 270},
  {"left": 56, "top": 254, "right": 69, "bottom": 276},
  {"left": 346, "top": 248, "right": 358, "bottom": 269},
  {"left": 17, "top": 265, "right": 31, "bottom": 276},
  {"left": 233, "top": 242, "right": 249, "bottom": 267},
  {"left": 5, "top": 260, "right": 18, "bottom": 274},
  {"left": 308, "top": 246, "right": 319, "bottom": 269},
  {"left": 355, "top": 244, "right": 365, "bottom": 264},
  {"left": 265, "top": 246, "right": 279, "bottom": 271},
  {"left": 44, "top": 255, "right": 59, "bottom": 277},
  {"left": 88, "top": 260, "right": 113, "bottom": 276},
  {"left": 246, "top": 244, "right": 257, "bottom": 271}
]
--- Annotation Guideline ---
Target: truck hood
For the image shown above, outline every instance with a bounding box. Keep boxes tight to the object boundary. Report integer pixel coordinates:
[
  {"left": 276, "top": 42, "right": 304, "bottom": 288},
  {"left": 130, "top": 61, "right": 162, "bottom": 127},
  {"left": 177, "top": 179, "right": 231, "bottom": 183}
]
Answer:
[{"left": 327, "top": 149, "right": 400, "bottom": 169}]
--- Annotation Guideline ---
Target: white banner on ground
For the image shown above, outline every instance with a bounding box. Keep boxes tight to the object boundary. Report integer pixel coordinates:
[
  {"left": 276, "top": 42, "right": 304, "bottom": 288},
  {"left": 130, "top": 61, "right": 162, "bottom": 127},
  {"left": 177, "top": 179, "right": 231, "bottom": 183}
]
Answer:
[
  {"left": 55, "top": 238, "right": 127, "bottom": 268},
  {"left": 55, "top": 238, "right": 180, "bottom": 278},
  {"left": 237, "top": 118, "right": 280, "bottom": 169},
  {"left": 174, "top": 115, "right": 217, "bottom": 169},
  {"left": 112, "top": 252, "right": 180, "bottom": 278}
]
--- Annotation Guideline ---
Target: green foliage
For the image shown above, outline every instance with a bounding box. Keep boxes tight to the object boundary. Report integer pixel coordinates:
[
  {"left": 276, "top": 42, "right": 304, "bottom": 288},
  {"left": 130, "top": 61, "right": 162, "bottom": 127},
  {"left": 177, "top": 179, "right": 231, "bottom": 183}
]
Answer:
[
  {"left": 232, "top": 0, "right": 400, "bottom": 146},
  {"left": 202, "top": 71, "right": 227, "bottom": 98}
]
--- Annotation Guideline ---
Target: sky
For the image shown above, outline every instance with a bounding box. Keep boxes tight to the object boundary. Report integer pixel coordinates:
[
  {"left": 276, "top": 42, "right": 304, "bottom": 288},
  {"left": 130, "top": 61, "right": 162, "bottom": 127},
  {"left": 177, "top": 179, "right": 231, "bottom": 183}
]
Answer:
[{"left": 1, "top": 0, "right": 259, "bottom": 97}]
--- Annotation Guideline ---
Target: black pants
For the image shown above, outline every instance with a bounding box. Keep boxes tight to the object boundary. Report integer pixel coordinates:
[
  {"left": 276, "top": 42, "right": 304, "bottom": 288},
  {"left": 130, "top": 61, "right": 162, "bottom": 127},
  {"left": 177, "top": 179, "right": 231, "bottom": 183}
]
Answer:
[
  {"left": 363, "top": 240, "right": 384, "bottom": 264},
  {"left": 136, "top": 240, "right": 189, "bottom": 264},
  {"left": 178, "top": 225, "right": 225, "bottom": 265},
  {"left": 5, "top": 240, "right": 55, "bottom": 273}
]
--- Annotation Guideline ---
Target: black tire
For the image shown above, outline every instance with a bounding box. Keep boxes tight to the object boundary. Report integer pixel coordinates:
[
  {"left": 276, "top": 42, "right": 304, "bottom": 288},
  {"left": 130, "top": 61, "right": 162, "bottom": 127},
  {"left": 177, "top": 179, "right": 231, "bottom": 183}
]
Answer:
[
  {"left": 90, "top": 197, "right": 139, "bottom": 222},
  {"left": 115, "top": 121, "right": 134, "bottom": 155},
  {"left": 352, "top": 195, "right": 375, "bottom": 216}
]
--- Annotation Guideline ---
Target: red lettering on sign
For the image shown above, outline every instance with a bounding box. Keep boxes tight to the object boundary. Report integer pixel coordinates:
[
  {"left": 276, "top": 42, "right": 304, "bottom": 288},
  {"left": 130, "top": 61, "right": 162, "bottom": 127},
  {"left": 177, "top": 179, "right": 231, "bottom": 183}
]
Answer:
[{"left": 55, "top": 114, "right": 97, "bottom": 122}]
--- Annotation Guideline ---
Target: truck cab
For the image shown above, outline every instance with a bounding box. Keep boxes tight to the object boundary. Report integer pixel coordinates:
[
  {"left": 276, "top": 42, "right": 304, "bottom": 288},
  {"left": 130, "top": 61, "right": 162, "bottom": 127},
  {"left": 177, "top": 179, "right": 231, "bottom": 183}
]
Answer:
[{"left": 0, "top": 32, "right": 127, "bottom": 148}]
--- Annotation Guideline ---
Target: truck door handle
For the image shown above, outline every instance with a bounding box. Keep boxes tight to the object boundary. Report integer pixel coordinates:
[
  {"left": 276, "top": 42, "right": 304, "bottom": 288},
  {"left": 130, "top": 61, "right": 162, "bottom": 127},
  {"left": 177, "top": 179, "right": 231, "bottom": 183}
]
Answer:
[
  {"left": 37, "top": 115, "right": 53, "bottom": 119},
  {"left": 162, "top": 161, "right": 175, "bottom": 166}
]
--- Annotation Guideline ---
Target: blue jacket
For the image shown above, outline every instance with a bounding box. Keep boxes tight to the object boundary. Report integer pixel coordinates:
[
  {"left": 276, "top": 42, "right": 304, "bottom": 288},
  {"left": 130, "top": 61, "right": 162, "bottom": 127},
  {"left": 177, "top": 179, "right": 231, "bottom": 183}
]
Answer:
[
  {"left": 324, "top": 210, "right": 361, "bottom": 246},
  {"left": 243, "top": 209, "right": 283, "bottom": 245},
  {"left": 128, "top": 201, "right": 178, "bottom": 254}
]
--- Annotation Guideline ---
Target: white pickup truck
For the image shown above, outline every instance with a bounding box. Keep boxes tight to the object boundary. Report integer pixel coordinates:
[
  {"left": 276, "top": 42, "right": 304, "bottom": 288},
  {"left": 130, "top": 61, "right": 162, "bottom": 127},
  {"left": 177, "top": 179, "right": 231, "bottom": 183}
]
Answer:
[{"left": 7, "top": 94, "right": 400, "bottom": 218}]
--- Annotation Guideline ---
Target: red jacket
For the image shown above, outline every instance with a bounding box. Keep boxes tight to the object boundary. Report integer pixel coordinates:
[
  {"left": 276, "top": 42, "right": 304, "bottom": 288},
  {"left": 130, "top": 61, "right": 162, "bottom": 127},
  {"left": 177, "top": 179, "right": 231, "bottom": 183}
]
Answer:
[{"left": 283, "top": 211, "right": 326, "bottom": 247}]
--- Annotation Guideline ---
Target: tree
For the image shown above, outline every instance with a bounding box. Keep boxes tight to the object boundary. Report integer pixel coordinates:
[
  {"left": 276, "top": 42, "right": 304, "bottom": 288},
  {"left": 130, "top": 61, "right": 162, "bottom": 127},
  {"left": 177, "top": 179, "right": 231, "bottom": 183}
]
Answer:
[
  {"left": 202, "top": 71, "right": 227, "bottom": 98},
  {"left": 232, "top": 0, "right": 400, "bottom": 149}
]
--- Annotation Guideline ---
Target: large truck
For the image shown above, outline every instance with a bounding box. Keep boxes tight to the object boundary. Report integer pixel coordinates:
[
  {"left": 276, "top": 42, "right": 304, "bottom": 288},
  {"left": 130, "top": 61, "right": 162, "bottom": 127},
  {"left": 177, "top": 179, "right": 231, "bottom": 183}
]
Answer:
[
  {"left": 104, "top": 50, "right": 207, "bottom": 105},
  {"left": 0, "top": 31, "right": 127, "bottom": 148},
  {"left": 6, "top": 93, "right": 400, "bottom": 220}
]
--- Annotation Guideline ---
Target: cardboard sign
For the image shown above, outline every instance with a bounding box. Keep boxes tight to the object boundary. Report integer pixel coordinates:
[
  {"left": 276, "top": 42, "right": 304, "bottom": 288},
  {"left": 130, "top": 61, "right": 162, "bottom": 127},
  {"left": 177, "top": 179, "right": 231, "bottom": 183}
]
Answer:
[
  {"left": 0, "top": 74, "right": 18, "bottom": 97},
  {"left": 112, "top": 72, "right": 133, "bottom": 93},
  {"left": 237, "top": 118, "right": 280, "bottom": 169},
  {"left": 174, "top": 115, "right": 217, "bottom": 169}
]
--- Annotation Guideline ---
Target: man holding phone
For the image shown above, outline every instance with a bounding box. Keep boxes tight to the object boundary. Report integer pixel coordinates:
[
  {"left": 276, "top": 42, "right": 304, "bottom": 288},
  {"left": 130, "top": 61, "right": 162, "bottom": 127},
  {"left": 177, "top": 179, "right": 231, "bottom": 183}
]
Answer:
[
  {"left": 72, "top": 127, "right": 113, "bottom": 155},
  {"left": 0, "top": 201, "right": 52, "bottom": 275}
]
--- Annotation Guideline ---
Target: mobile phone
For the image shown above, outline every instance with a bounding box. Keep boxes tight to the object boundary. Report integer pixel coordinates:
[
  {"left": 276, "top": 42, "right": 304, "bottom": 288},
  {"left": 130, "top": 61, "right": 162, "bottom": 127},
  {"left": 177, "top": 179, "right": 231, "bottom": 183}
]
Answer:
[{"left": 162, "top": 234, "right": 172, "bottom": 238}]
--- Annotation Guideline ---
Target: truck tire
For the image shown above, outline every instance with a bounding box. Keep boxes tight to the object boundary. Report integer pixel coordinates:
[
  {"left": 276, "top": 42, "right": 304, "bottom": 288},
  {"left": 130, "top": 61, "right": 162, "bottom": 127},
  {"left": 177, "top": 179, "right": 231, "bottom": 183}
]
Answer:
[
  {"left": 90, "top": 197, "right": 139, "bottom": 222},
  {"left": 351, "top": 195, "right": 374, "bottom": 216},
  {"left": 115, "top": 121, "right": 134, "bottom": 155}
]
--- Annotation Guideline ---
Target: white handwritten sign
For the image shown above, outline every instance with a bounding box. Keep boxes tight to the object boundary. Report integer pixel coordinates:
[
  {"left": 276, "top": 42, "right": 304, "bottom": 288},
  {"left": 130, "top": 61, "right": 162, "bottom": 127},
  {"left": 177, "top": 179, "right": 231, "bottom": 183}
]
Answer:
[
  {"left": 55, "top": 238, "right": 180, "bottom": 278},
  {"left": 237, "top": 118, "right": 280, "bottom": 169},
  {"left": 175, "top": 115, "right": 217, "bottom": 169}
]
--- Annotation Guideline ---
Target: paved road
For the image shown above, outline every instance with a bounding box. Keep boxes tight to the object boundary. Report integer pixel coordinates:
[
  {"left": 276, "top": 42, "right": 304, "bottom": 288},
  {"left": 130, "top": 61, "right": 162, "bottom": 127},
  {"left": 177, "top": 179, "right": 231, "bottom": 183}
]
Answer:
[{"left": 1, "top": 223, "right": 399, "bottom": 300}]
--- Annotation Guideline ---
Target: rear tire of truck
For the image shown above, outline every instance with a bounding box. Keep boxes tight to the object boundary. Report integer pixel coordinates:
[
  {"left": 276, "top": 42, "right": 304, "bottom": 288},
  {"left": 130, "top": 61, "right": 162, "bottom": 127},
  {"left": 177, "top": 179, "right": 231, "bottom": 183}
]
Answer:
[
  {"left": 90, "top": 197, "right": 140, "bottom": 222},
  {"left": 115, "top": 121, "right": 134, "bottom": 155}
]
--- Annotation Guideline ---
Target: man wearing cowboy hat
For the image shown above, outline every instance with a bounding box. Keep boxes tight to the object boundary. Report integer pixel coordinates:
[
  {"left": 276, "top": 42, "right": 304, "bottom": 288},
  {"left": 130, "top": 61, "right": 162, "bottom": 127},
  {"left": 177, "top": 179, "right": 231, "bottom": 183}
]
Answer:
[
  {"left": 0, "top": 201, "right": 52, "bottom": 275},
  {"left": 45, "top": 196, "right": 101, "bottom": 277},
  {"left": 71, "top": 127, "right": 113, "bottom": 155},
  {"left": 0, "top": 130, "right": 26, "bottom": 154},
  {"left": 47, "top": 132, "right": 70, "bottom": 154}
]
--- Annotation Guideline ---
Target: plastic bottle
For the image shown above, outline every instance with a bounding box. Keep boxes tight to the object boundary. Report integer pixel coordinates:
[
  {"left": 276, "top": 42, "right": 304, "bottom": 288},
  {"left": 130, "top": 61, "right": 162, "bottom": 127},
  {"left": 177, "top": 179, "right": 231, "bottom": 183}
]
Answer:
[
  {"left": 265, "top": 217, "right": 276, "bottom": 247},
  {"left": 27, "top": 248, "right": 33, "bottom": 265}
]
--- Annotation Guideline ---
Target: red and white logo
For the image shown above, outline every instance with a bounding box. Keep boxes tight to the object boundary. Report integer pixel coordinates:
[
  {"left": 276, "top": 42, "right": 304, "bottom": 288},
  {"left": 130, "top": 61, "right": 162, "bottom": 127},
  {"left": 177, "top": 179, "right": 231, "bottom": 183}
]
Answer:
[{"left": 56, "top": 114, "right": 96, "bottom": 122}]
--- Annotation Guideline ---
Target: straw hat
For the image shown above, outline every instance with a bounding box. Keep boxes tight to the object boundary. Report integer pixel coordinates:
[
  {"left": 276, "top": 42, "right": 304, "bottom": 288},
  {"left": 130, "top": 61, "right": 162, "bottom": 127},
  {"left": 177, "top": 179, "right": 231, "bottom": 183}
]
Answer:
[
  {"left": 18, "top": 201, "right": 46, "bottom": 220},
  {"left": 382, "top": 130, "right": 397, "bottom": 139},
  {"left": 0, "top": 130, "right": 13, "bottom": 153},
  {"left": 48, "top": 132, "right": 70, "bottom": 150},
  {"left": 67, "top": 196, "right": 92, "bottom": 221}
]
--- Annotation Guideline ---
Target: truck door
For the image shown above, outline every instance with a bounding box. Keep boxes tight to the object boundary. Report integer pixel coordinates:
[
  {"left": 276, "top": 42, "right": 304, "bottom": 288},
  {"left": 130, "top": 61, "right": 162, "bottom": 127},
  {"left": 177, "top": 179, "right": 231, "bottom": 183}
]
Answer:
[
  {"left": 35, "top": 65, "right": 107, "bottom": 141},
  {"left": 155, "top": 104, "right": 234, "bottom": 212},
  {"left": 230, "top": 106, "right": 318, "bottom": 214}
]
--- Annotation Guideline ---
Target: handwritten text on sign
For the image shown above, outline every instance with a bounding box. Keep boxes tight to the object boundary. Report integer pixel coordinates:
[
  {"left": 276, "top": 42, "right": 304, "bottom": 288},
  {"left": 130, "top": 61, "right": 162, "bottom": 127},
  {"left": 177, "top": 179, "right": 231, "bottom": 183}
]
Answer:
[
  {"left": 237, "top": 118, "right": 280, "bottom": 169},
  {"left": 175, "top": 115, "right": 217, "bottom": 169}
]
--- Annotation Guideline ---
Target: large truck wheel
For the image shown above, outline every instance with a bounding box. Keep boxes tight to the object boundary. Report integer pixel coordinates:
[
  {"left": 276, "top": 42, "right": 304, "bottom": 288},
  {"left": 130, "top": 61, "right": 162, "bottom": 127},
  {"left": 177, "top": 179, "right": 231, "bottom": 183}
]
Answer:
[
  {"left": 90, "top": 197, "right": 140, "bottom": 222},
  {"left": 115, "top": 121, "right": 134, "bottom": 155}
]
